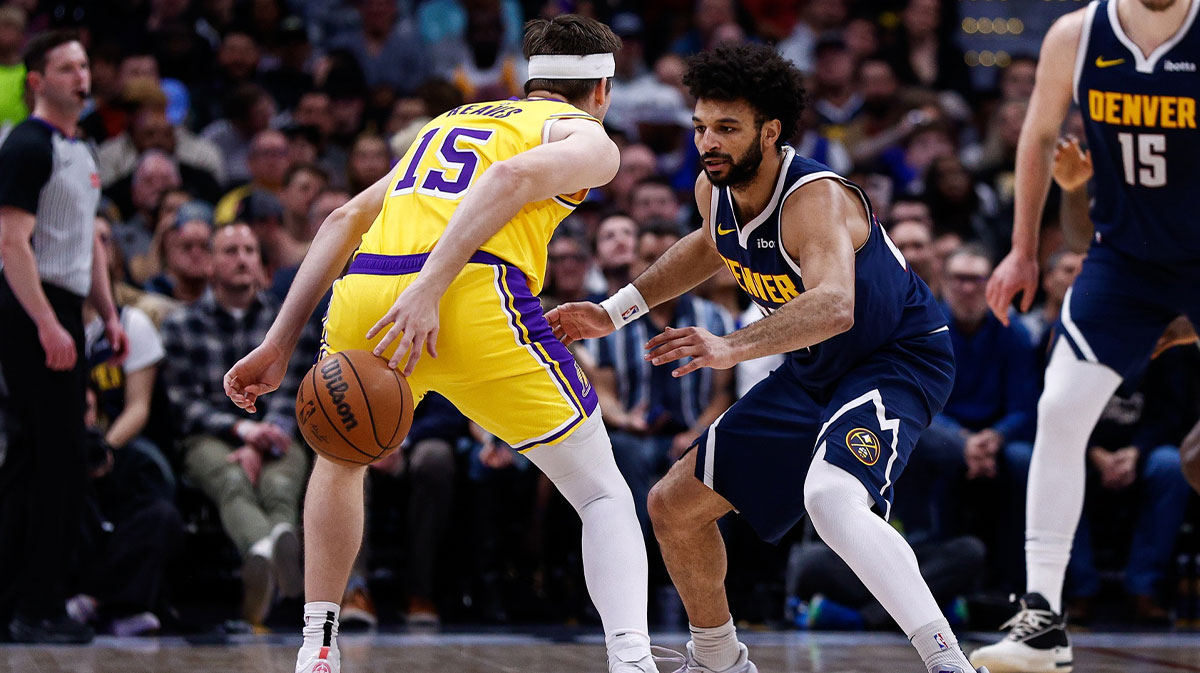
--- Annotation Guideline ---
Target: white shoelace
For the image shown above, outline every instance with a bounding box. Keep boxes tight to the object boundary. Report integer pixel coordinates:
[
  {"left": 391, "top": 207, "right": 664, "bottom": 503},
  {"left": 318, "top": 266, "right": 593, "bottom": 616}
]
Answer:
[
  {"left": 652, "top": 646, "right": 688, "bottom": 673},
  {"left": 999, "top": 608, "right": 1055, "bottom": 641}
]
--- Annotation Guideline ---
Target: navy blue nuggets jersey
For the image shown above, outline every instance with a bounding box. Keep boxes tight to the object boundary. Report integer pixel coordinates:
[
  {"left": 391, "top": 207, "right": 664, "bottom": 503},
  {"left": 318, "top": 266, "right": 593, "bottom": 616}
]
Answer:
[
  {"left": 1074, "top": 0, "right": 1200, "bottom": 262},
  {"left": 709, "top": 147, "right": 947, "bottom": 391}
]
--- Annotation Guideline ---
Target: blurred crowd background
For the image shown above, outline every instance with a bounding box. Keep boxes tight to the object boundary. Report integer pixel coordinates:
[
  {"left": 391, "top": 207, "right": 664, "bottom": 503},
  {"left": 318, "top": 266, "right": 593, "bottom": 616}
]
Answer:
[{"left": 0, "top": 0, "right": 1197, "bottom": 640}]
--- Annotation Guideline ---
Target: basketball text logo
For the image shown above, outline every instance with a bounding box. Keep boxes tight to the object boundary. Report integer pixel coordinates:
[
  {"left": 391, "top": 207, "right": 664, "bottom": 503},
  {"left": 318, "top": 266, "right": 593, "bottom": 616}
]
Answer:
[
  {"left": 845, "top": 427, "right": 881, "bottom": 466},
  {"left": 321, "top": 358, "right": 360, "bottom": 431}
]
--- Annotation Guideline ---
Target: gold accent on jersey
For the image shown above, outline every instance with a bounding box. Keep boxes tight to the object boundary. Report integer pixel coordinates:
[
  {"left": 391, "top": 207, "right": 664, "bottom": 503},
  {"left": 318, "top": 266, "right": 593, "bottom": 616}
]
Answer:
[{"left": 1087, "top": 89, "right": 1197, "bottom": 129}]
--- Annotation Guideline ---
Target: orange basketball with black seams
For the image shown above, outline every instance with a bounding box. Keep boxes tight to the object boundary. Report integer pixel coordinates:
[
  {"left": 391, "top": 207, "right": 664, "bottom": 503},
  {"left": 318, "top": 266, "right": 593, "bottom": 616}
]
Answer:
[{"left": 296, "top": 349, "right": 414, "bottom": 466}]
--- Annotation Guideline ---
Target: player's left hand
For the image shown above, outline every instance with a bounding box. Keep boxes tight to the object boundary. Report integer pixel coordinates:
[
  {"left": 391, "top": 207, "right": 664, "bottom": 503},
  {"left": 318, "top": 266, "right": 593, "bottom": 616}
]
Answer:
[
  {"left": 645, "top": 326, "right": 737, "bottom": 377},
  {"left": 104, "top": 315, "right": 128, "bottom": 366},
  {"left": 367, "top": 280, "right": 441, "bottom": 376}
]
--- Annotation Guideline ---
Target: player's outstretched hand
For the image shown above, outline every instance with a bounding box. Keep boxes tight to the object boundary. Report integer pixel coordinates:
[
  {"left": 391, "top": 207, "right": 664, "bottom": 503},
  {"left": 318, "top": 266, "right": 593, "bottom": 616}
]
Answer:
[
  {"left": 547, "top": 301, "right": 614, "bottom": 346},
  {"left": 1052, "top": 135, "right": 1093, "bottom": 193},
  {"left": 367, "top": 280, "right": 440, "bottom": 376},
  {"left": 225, "top": 341, "right": 290, "bottom": 414},
  {"left": 645, "top": 325, "right": 737, "bottom": 377},
  {"left": 985, "top": 250, "right": 1039, "bottom": 325}
]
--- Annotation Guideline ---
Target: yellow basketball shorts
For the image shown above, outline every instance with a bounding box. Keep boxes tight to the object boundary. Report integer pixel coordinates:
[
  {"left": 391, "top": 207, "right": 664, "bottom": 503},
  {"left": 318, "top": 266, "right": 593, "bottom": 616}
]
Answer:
[{"left": 320, "top": 251, "right": 597, "bottom": 451}]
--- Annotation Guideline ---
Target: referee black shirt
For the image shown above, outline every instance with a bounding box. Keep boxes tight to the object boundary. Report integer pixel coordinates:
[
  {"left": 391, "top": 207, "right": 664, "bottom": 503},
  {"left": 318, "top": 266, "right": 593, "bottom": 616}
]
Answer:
[{"left": 0, "top": 117, "right": 100, "bottom": 297}]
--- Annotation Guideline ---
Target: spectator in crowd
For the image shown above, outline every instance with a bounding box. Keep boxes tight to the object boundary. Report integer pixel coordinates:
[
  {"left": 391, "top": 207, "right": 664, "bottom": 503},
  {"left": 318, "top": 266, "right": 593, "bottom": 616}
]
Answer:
[
  {"left": 0, "top": 6, "right": 27, "bottom": 125},
  {"left": 542, "top": 229, "right": 593, "bottom": 309},
  {"left": 279, "top": 163, "right": 329, "bottom": 243},
  {"left": 788, "top": 530, "right": 984, "bottom": 631},
  {"left": 269, "top": 186, "right": 351, "bottom": 305},
  {"left": 889, "top": 197, "right": 933, "bottom": 228},
  {"left": 0, "top": 31, "right": 125, "bottom": 644},
  {"left": 996, "top": 54, "right": 1036, "bottom": 103},
  {"left": 214, "top": 128, "right": 290, "bottom": 225},
  {"left": 97, "top": 96, "right": 224, "bottom": 195},
  {"left": 69, "top": 384, "right": 183, "bottom": 637},
  {"left": 345, "top": 132, "right": 392, "bottom": 195},
  {"left": 369, "top": 392, "right": 462, "bottom": 625},
  {"left": 193, "top": 31, "right": 263, "bottom": 130},
  {"left": 915, "top": 246, "right": 1038, "bottom": 590},
  {"left": 880, "top": 0, "right": 969, "bottom": 93},
  {"left": 629, "top": 176, "right": 683, "bottom": 227},
  {"left": 808, "top": 37, "right": 862, "bottom": 134},
  {"left": 1064, "top": 344, "right": 1199, "bottom": 624},
  {"left": 922, "top": 154, "right": 999, "bottom": 248},
  {"left": 671, "top": 0, "right": 739, "bottom": 56},
  {"left": 606, "top": 143, "right": 657, "bottom": 212},
  {"left": 778, "top": 0, "right": 847, "bottom": 72},
  {"left": 842, "top": 57, "right": 938, "bottom": 167},
  {"left": 796, "top": 105, "right": 852, "bottom": 177},
  {"left": 888, "top": 218, "right": 941, "bottom": 296},
  {"left": 201, "top": 83, "right": 276, "bottom": 187},
  {"left": 261, "top": 17, "right": 316, "bottom": 113},
  {"left": 590, "top": 213, "right": 637, "bottom": 301},
  {"left": 109, "top": 150, "right": 182, "bottom": 282},
  {"left": 436, "top": 0, "right": 526, "bottom": 103},
  {"left": 1019, "top": 250, "right": 1084, "bottom": 349},
  {"left": 239, "top": 190, "right": 308, "bottom": 280},
  {"left": 328, "top": 0, "right": 429, "bottom": 95},
  {"left": 79, "top": 47, "right": 159, "bottom": 143},
  {"left": 93, "top": 213, "right": 180, "bottom": 329},
  {"left": 592, "top": 221, "right": 735, "bottom": 535},
  {"left": 160, "top": 224, "right": 313, "bottom": 625},
  {"left": 145, "top": 200, "right": 213, "bottom": 304},
  {"left": 971, "top": 99, "right": 1027, "bottom": 232}
]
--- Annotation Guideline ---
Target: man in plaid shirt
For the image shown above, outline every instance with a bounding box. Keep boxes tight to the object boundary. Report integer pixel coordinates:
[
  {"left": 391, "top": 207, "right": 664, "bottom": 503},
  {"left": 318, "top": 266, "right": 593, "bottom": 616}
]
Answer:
[{"left": 161, "top": 223, "right": 318, "bottom": 625}]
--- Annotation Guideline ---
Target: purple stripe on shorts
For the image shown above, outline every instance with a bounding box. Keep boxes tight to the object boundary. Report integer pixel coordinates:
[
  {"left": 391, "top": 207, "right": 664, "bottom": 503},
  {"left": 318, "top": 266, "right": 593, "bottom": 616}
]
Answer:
[{"left": 498, "top": 266, "right": 598, "bottom": 444}]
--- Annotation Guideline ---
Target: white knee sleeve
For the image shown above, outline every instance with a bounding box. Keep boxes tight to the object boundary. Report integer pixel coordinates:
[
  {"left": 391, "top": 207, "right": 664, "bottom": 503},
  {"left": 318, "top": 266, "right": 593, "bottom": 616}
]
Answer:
[
  {"left": 524, "top": 413, "right": 650, "bottom": 655},
  {"left": 1026, "top": 340, "right": 1122, "bottom": 612},
  {"left": 804, "top": 447, "right": 942, "bottom": 635}
]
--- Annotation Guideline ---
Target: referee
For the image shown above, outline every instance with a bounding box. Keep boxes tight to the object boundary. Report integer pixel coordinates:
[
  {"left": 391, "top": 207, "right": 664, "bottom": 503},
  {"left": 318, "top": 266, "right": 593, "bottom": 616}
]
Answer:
[{"left": 0, "top": 31, "right": 126, "bottom": 643}]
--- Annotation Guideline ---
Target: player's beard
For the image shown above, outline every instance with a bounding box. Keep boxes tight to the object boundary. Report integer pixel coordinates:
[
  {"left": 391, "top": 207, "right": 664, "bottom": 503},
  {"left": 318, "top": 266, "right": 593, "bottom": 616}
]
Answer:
[
  {"left": 702, "top": 139, "right": 764, "bottom": 188},
  {"left": 1139, "top": 0, "right": 1176, "bottom": 11}
]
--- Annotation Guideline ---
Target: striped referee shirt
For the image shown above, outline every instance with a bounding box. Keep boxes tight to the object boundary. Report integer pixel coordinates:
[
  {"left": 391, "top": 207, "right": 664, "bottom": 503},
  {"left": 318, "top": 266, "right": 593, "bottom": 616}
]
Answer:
[{"left": 0, "top": 117, "right": 100, "bottom": 297}]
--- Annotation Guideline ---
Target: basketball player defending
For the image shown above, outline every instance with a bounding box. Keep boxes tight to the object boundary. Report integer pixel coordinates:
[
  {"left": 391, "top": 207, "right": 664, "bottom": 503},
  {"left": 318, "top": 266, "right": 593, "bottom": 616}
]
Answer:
[
  {"left": 224, "top": 16, "right": 656, "bottom": 673},
  {"left": 972, "top": 0, "right": 1199, "bottom": 671},
  {"left": 550, "top": 44, "right": 984, "bottom": 673}
]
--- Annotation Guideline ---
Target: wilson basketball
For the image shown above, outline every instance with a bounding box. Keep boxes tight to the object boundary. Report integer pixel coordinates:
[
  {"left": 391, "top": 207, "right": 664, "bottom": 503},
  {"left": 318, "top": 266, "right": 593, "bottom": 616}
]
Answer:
[{"left": 295, "top": 350, "right": 414, "bottom": 466}]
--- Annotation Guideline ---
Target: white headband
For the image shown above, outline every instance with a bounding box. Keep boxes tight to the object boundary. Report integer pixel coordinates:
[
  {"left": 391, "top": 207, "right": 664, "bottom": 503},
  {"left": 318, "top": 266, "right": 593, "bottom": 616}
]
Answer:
[{"left": 527, "top": 53, "right": 615, "bottom": 81}]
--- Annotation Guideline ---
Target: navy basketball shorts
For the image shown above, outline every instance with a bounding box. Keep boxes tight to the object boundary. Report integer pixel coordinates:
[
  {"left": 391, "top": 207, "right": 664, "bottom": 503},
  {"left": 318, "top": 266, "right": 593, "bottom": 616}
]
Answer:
[
  {"left": 1056, "top": 244, "right": 1200, "bottom": 386},
  {"left": 692, "top": 330, "right": 955, "bottom": 544}
]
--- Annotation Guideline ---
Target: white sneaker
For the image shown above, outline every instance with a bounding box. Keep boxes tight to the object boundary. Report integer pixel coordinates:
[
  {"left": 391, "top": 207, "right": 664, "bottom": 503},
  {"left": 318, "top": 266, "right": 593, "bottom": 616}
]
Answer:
[
  {"left": 295, "top": 645, "right": 340, "bottom": 673},
  {"left": 270, "top": 523, "right": 304, "bottom": 599},
  {"left": 656, "top": 641, "right": 756, "bottom": 673},
  {"left": 969, "top": 593, "right": 1073, "bottom": 673}
]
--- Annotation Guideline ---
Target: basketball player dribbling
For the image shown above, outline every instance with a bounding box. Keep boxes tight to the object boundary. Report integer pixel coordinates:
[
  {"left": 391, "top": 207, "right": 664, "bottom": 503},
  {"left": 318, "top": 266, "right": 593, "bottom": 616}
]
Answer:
[
  {"left": 223, "top": 16, "right": 657, "bottom": 673},
  {"left": 973, "top": 0, "right": 1200, "bottom": 671}
]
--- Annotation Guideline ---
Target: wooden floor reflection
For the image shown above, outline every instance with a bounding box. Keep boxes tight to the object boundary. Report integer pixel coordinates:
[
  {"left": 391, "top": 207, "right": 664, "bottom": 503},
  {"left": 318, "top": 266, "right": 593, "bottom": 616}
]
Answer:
[{"left": 3, "top": 630, "right": 1200, "bottom": 672}]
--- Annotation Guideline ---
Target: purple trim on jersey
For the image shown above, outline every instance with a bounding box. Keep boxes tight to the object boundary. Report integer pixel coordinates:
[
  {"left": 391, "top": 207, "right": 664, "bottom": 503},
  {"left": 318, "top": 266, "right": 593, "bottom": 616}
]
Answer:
[
  {"left": 497, "top": 264, "right": 598, "bottom": 443},
  {"left": 347, "top": 250, "right": 512, "bottom": 275}
]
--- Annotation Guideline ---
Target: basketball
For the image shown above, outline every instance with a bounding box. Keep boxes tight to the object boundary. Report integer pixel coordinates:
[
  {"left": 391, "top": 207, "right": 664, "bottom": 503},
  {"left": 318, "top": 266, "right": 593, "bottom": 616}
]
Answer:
[{"left": 295, "top": 350, "right": 415, "bottom": 466}]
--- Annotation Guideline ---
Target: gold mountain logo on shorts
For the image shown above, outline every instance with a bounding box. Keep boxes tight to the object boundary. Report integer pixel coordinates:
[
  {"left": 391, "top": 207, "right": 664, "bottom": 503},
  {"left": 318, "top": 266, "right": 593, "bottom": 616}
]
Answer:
[{"left": 846, "top": 427, "right": 881, "bottom": 466}]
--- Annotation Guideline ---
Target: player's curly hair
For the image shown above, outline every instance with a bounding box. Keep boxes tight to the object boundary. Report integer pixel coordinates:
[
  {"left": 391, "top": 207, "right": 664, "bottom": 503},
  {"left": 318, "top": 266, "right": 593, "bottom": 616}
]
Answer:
[{"left": 683, "top": 44, "right": 807, "bottom": 147}]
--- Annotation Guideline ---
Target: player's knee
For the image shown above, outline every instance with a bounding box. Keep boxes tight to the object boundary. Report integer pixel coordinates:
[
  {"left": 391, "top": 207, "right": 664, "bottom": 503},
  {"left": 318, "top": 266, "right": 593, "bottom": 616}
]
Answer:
[
  {"left": 647, "top": 475, "right": 690, "bottom": 533},
  {"left": 803, "top": 462, "right": 869, "bottom": 531}
]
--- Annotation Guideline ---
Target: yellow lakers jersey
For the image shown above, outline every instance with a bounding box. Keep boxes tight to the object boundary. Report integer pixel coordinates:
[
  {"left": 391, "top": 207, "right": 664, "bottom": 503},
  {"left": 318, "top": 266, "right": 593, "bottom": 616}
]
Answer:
[{"left": 357, "top": 98, "right": 598, "bottom": 294}]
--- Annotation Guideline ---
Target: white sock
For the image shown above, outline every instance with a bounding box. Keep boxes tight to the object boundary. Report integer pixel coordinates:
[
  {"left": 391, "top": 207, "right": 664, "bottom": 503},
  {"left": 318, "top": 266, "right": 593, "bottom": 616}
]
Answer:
[
  {"left": 910, "top": 618, "right": 973, "bottom": 672},
  {"left": 606, "top": 629, "right": 652, "bottom": 669},
  {"left": 301, "top": 601, "right": 340, "bottom": 652},
  {"left": 1025, "top": 342, "right": 1121, "bottom": 614},
  {"left": 524, "top": 413, "right": 650, "bottom": 662},
  {"left": 804, "top": 447, "right": 941, "bottom": 634},
  {"left": 689, "top": 617, "right": 740, "bottom": 672}
]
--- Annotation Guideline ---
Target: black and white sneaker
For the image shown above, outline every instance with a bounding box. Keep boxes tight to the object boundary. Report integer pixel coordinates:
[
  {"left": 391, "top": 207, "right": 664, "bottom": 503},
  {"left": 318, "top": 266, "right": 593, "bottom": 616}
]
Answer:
[{"left": 969, "top": 593, "right": 1072, "bottom": 673}]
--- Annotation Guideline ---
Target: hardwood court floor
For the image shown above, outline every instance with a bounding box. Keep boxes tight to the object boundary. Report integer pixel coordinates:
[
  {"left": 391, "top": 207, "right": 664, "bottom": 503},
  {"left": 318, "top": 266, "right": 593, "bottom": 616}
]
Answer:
[{"left": 3, "top": 630, "right": 1200, "bottom": 672}]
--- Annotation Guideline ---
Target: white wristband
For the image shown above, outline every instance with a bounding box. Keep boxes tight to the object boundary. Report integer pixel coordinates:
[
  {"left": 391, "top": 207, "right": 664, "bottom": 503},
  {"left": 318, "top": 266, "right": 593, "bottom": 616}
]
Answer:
[{"left": 599, "top": 284, "right": 649, "bottom": 330}]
